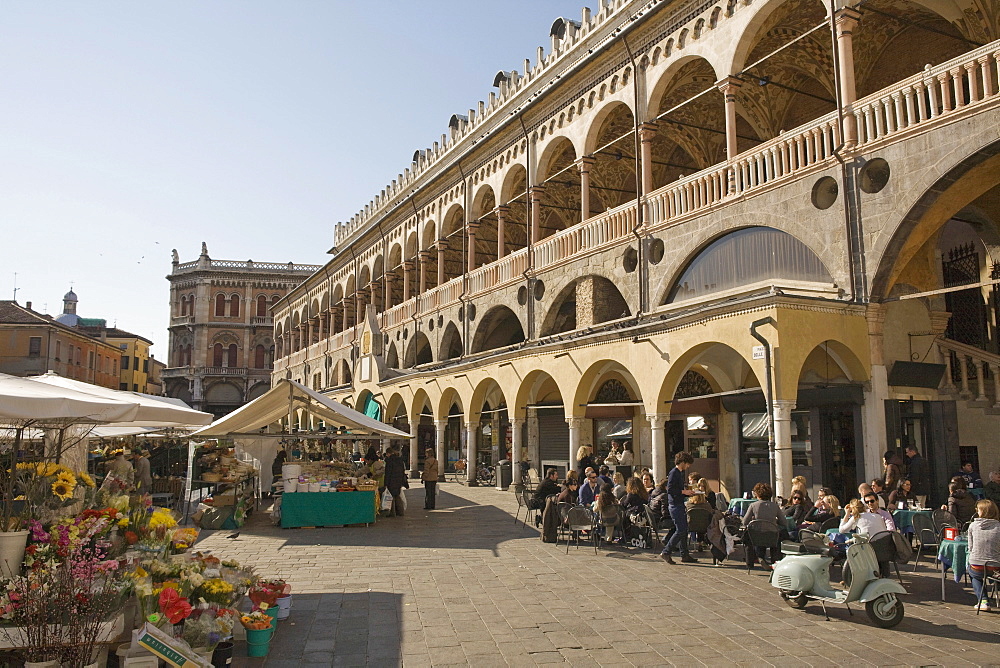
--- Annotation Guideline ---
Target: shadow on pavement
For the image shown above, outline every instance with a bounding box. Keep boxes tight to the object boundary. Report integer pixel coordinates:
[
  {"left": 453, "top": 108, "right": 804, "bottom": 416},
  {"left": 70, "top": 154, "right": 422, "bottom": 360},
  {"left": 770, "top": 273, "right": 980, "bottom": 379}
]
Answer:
[{"left": 251, "top": 592, "right": 402, "bottom": 667}]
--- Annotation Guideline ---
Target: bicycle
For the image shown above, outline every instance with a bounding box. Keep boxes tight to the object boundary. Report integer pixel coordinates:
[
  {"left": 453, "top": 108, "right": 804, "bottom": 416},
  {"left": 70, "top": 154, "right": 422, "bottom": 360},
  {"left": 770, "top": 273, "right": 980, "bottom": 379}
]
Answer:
[{"left": 476, "top": 464, "right": 495, "bottom": 486}]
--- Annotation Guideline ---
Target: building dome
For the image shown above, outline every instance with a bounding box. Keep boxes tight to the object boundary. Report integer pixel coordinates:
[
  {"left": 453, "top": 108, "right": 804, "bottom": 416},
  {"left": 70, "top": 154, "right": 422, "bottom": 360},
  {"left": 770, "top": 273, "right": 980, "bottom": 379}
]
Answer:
[{"left": 63, "top": 288, "right": 78, "bottom": 302}]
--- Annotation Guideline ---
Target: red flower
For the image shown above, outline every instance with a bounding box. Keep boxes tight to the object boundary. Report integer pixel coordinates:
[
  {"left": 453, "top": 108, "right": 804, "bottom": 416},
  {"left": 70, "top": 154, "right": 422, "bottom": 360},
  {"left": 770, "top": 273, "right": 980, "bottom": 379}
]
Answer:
[
  {"left": 124, "top": 531, "right": 138, "bottom": 545},
  {"left": 159, "top": 588, "right": 192, "bottom": 624}
]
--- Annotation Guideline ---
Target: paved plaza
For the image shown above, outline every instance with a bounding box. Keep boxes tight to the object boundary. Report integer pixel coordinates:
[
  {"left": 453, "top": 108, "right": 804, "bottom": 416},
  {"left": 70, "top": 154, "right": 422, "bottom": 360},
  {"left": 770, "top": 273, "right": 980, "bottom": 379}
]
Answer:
[{"left": 197, "top": 484, "right": 1000, "bottom": 668}]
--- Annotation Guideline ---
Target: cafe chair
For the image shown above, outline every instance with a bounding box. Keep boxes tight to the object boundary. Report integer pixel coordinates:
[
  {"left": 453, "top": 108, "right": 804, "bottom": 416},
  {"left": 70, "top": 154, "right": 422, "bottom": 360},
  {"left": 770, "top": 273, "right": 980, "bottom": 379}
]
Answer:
[
  {"left": 554, "top": 502, "right": 575, "bottom": 547},
  {"left": 977, "top": 559, "right": 1000, "bottom": 615},
  {"left": 513, "top": 488, "right": 526, "bottom": 525},
  {"left": 868, "top": 530, "right": 904, "bottom": 583},
  {"left": 932, "top": 509, "right": 958, "bottom": 535},
  {"left": 595, "top": 508, "right": 624, "bottom": 554},
  {"left": 565, "top": 507, "right": 595, "bottom": 553},
  {"left": 644, "top": 504, "right": 673, "bottom": 549},
  {"left": 911, "top": 512, "right": 940, "bottom": 571},
  {"left": 687, "top": 507, "right": 714, "bottom": 551},
  {"left": 519, "top": 490, "right": 534, "bottom": 529},
  {"left": 744, "top": 520, "right": 781, "bottom": 574}
]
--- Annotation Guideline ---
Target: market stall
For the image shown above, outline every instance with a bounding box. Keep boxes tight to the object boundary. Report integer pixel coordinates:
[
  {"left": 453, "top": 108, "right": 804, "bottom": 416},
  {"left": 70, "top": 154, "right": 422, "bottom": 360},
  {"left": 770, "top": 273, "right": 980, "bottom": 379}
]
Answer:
[{"left": 193, "top": 379, "right": 411, "bottom": 528}]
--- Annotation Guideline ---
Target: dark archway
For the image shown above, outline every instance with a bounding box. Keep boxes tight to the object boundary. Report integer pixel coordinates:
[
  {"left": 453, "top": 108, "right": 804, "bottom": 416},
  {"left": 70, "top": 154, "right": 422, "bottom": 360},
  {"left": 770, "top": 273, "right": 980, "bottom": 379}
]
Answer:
[
  {"left": 439, "top": 321, "right": 463, "bottom": 361},
  {"left": 471, "top": 306, "right": 526, "bottom": 354},
  {"left": 404, "top": 331, "right": 433, "bottom": 367}
]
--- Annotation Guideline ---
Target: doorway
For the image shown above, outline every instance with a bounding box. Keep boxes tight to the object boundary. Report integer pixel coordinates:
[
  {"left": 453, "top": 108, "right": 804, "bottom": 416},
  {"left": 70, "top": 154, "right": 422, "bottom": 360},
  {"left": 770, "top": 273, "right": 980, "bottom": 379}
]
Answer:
[{"left": 819, "top": 409, "right": 858, "bottom": 503}]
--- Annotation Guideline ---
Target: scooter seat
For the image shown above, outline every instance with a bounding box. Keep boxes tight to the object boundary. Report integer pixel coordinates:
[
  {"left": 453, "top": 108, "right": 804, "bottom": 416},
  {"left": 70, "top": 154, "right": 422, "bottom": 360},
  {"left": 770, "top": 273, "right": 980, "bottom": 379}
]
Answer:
[{"left": 781, "top": 541, "right": 809, "bottom": 555}]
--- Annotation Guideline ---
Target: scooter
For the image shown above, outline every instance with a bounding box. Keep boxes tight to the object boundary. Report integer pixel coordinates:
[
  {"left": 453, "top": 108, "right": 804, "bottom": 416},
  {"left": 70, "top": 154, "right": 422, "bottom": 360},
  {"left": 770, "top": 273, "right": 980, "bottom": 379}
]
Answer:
[{"left": 770, "top": 534, "right": 906, "bottom": 627}]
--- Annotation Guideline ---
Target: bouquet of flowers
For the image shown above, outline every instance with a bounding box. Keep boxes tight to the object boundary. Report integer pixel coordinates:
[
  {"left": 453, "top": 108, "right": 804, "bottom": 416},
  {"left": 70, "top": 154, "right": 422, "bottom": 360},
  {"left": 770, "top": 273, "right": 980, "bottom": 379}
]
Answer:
[
  {"left": 171, "top": 527, "right": 199, "bottom": 553},
  {"left": 240, "top": 607, "right": 272, "bottom": 630},
  {"left": 248, "top": 579, "right": 289, "bottom": 607},
  {"left": 181, "top": 605, "right": 237, "bottom": 650}
]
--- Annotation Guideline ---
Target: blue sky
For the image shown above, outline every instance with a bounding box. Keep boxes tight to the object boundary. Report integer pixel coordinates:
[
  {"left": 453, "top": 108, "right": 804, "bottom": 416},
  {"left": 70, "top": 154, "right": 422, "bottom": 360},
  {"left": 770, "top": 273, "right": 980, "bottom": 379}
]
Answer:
[{"left": 1, "top": 1, "right": 584, "bottom": 353}]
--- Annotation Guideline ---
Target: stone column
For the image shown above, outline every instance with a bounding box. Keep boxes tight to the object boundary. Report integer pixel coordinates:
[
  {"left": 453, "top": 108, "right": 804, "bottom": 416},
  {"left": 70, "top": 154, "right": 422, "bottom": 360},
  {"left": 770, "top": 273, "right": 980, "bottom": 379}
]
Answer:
[
  {"left": 717, "top": 77, "right": 742, "bottom": 160},
  {"left": 355, "top": 290, "right": 367, "bottom": 325},
  {"left": 466, "top": 220, "right": 479, "bottom": 271},
  {"left": 436, "top": 240, "right": 448, "bottom": 286},
  {"left": 384, "top": 272, "right": 396, "bottom": 311},
  {"left": 496, "top": 207, "right": 508, "bottom": 259},
  {"left": 773, "top": 399, "right": 796, "bottom": 498},
  {"left": 465, "top": 422, "right": 478, "bottom": 484},
  {"left": 306, "top": 319, "right": 313, "bottom": 349},
  {"left": 510, "top": 418, "right": 525, "bottom": 463},
  {"left": 409, "top": 430, "right": 420, "bottom": 477},
  {"left": 861, "top": 304, "right": 889, "bottom": 481},
  {"left": 369, "top": 280, "right": 381, "bottom": 313},
  {"left": 639, "top": 123, "right": 658, "bottom": 196},
  {"left": 418, "top": 251, "right": 430, "bottom": 294},
  {"left": 435, "top": 420, "right": 447, "bottom": 482},
  {"left": 835, "top": 8, "right": 861, "bottom": 146},
  {"left": 577, "top": 157, "right": 595, "bottom": 223},
  {"left": 648, "top": 413, "right": 668, "bottom": 482},
  {"left": 401, "top": 261, "right": 413, "bottom": 302},
  {"left": 566, "top": 416, "right": 585, "bottom": 474},
  {"left": 341, "top": 302, "right": 349, "bottom": 331},
  {"left": 529, "top": 186, "right": 544, "bottom": 244}
]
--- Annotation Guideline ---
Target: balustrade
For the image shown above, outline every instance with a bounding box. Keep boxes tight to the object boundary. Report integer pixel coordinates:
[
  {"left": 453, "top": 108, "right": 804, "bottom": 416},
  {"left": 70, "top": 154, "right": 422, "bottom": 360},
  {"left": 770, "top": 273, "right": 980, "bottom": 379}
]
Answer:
[{"left": 937, "top": 337, "right": 1000, "bottom": 408}]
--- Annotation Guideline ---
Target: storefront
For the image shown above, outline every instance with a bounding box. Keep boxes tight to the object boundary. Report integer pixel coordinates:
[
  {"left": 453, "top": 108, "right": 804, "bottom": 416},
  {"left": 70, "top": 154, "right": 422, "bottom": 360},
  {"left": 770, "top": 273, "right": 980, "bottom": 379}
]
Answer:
[{"left": 477, "top": 403, "right": 509, "bottom": 469}]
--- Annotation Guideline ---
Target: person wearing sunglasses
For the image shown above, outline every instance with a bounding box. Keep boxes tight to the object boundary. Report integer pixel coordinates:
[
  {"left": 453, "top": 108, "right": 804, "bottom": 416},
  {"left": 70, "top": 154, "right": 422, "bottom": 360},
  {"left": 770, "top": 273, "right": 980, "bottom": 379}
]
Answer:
[
  {"left": 839, "top": 493, "right": 896, "bottom": 536},
  {"left": 578, "top": 468, "right": 602, "bottom": 506}
]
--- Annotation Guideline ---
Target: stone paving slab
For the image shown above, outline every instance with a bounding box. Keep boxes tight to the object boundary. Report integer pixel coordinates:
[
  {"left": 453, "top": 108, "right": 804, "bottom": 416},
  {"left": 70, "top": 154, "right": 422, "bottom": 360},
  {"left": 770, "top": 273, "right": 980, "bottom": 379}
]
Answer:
[{"left": 195, "top": 483, "right": 1000, "bottom": 667}]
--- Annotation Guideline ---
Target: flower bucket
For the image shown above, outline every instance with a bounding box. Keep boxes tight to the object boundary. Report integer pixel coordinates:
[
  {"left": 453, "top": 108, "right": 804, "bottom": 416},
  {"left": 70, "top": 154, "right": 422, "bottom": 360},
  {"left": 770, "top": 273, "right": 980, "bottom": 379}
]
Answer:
[
  {"left": 264, "top": 604, "right": 279, "bottom": 628},
  {"left": 276, "top": 594, "right": 292, "bottom": 620},
  {"left": 245, "top": 627, "right": 273, "bottom": 657},
  {"left": 212, "top": 640, "right": 234, "bottom": 667},
  {"left": 24, "top": 661, "right": 60, "bottom": 668},
  {"left": 0, "top": 530, "right": 28, "bottom": 577},
  {"left": 284, "top": 479, "right": 297, "bottom": 493}
]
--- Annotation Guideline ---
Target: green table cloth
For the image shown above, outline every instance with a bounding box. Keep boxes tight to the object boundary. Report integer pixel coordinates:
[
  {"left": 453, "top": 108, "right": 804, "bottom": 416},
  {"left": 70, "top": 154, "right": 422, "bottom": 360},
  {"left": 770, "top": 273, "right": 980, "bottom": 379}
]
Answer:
[
  {"left": 891, "top": 509, "right": 932, "bottom": 533},
  {"left": 281, "top": 491, "right": 376, "bottom": 528},
  {"left": 729, "top": 498, "right": 754, "bottom": 516},
  {"left": 937, "top": 537, "right": 970, "bottom": 582}
]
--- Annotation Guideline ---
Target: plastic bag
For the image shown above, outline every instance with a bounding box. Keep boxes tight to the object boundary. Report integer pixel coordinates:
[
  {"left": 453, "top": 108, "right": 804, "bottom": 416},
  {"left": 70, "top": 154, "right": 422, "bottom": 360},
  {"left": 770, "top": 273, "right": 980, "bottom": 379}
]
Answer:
[
  {"left": 399, "top": 492, "right": 407, "bottom": 511},
  {"left": 380, "top": 491, "right": 393, "bottom": 511}
]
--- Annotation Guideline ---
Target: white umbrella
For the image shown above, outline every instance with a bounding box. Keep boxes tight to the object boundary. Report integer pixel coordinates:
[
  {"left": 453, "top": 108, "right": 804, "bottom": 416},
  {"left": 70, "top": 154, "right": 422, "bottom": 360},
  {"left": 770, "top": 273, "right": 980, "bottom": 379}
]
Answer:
[
  {"left": 32, "top": 372, "right": 212, "bottom": 428},
  {"left": 0, "top": 372, "right": 140, "bottom": 423}
]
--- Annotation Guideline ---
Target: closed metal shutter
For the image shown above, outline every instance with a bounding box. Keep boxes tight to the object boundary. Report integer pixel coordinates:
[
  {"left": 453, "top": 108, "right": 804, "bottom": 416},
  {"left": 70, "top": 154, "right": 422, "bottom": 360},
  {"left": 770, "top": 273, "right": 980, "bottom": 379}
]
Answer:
[{"left": 537, "top": 408, "right": 568, "bottom": 461}]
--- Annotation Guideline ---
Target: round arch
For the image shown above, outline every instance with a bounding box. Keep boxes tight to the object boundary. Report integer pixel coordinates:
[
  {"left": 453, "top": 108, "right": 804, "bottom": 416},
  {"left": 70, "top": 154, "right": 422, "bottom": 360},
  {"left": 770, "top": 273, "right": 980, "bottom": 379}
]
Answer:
[
  {"left": 436, "top": 386, "right": 465, "bottom": 424},
  {"left": 570, "top": 360, "right": 644, "bottom": 420},
  {"left": 403, "top": 330, "right": 433, "bottom": 367},
  {"left": 410, "top": 388, "right": 434, "bottom": 426},
  {"left": 469, "top": 377, "right": 509, "bottom": 424},
  {"left": 439, "top": 321, "right": 463, "bottom": 361},
  {"left": 513, "top": 368, "right": 570, "bottom": 420},
  {"left": 470, "top": 305, "right": 526, "bottom": 354}
]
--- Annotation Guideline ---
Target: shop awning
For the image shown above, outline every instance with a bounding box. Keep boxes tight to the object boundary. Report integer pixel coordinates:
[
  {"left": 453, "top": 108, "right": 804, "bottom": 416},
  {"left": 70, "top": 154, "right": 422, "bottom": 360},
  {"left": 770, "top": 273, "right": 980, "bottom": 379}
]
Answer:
[
  {"left": 192, "top": 378, "right": 412, "bottom": 439},
  {"left": 0, "top": 372, "right": 140, "bottom": 424},
  {"left": 32, "top": 372, "right": 212, "bottom": 428}
]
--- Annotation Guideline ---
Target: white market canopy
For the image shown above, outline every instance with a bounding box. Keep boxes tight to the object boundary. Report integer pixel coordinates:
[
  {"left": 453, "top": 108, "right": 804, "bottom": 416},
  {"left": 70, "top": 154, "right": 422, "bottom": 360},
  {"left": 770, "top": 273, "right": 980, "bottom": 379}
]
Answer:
[
  {"left": 0, "top": 372, "right": 140, "bottom": 424},
  {"left": 193, "top": 378, "right": 412, "bottom": 439},
  {"left": 32, "top": 372, "right": 213, "bottom": 429}
]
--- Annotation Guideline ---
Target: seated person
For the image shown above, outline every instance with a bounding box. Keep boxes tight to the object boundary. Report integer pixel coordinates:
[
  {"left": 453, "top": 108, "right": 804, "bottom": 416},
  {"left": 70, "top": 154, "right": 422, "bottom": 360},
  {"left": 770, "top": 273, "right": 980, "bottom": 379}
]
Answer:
[
  {"left": 611, "top": 472, "right": 627, "bottom": 500},
  {"left": 840, "top": 494, "right": 896, "bottom": 535},
  {"left": 640, "top": 471, "right": 656, "bottom": 495},
  {"left": 968, "top": 499, "right": 1000, "bottom": 611},
  {"left": 649, "top": 479, "right": 670, "bottom": 524},
  {"left": 784, "top": 492, "right": 811, "bottom": 526},
  {"left": 857, "top": 482, "right": 885, "bottom": 509},
  {"left": 592, "top": 483, "right": 621, "bottom": 538},
  {"left": 620, "top": 477, "right": 650, "bottom": 519},
  {"left": 957, "top": 462, "right": 983, "bottom": 489},
  {"left": 694, "top": 477, "right": 716, "bottom": 510},
  {"left": 578, "top": 468, "right": 602, "bottom": 506},
  {"left": 556, "top": 478, "right": 579, "bottom": 505},
  {"left": 801, "top": 494, "right": 841, "bottom": 532},
  {"left": 598, "top": 465, "right": 614, "bottom": 487},
  {"left": 888, "top": 478, "right": 917, "bottom": 509},
  {"left": 870, "top": 478, "right": 890, "bottom": 507},
  {"left": 742, "top": 482, "right": 783, "bottom": 566},
  {"left": 530, "top": 468, "right": 561, "bottom": 514},
  {"left": 790, "top": 475, "right": 812, "bottom": 506},
  {"left": 686, "top": 492, "right": 714, "bottom": 514},
  {"left": 944, "top": 479, "right": 977, "bottom": 525},
  {"left": 986, "top": 470, "right": 1000, "bottom": 507}
]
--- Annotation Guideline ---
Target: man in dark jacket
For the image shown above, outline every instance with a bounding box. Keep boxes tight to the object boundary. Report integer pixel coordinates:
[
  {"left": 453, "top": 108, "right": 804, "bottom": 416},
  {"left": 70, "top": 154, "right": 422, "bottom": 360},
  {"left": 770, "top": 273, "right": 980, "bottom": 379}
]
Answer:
[
  {"left": 661, "top": 451, "right": 698, "bottom": 564},
  {"left": 384, "top": 446, "right": 409, "bottom": 516},
  {"left": 530, "top": 468, "right": 561, "bottom": 527},
  {"left": 906, "top": 446, "right": 929, "bottom": 507}
]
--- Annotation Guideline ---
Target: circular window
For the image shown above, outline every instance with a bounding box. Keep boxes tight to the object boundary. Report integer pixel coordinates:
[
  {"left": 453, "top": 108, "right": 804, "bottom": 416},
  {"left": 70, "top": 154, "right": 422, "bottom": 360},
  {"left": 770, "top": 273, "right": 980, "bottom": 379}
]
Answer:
[
  {"left": 428, "top": 319, "right": 434, "bottom": 331},
  {"left": 648, "top": 238, "right": 665, "bottom": 264},
  {"left": 468, "top": 304, "right": 476, "bottom": 320},
  {"left": 623, "top": 247, "right": 638, "bottom": 273},
  {"left": 811, "top": 176, "right": 839, "bottom": 209},
  {"left": 533, "top": 280, "right": 545, "bottom": 301},
  {"left": 518, "top": 286, "right": 528, "bottom": 305},
  {"left": 859, "top": 158, "right": 890, "bottom": 193}
]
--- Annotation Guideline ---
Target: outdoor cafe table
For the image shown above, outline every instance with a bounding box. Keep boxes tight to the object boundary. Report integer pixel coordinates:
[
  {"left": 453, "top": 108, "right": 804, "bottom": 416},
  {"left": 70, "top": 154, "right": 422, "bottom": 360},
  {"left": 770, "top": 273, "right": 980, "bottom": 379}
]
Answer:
[
  {"left": 729, "top": 498, "right": 754, "bottom": 516},
  {"left": 891, "top": 508, "right": 932, "bottom": 533},
  {"left": 281, "top": 490, "right": 377, "bottom": 528},
  {"left": 936, "top": 537, "right": 970, "bottom": 602}
]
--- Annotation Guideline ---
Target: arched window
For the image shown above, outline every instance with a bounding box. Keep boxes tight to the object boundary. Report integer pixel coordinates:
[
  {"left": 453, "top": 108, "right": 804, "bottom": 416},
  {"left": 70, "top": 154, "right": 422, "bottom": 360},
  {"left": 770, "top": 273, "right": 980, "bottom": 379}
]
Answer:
[
  {"left": 215, "top": 294, "right": 226, "bottom": 317},
  {"left": 268, "top": 345, "right": 274, "bottom": 367},
  {"left": 212, "top": 343, "right": 224, "bottom": 367},
  {"left": 667, "top": 227, "right": 833, "bottom": 303},
  {"left": 227, "top": 344, "right": 238, "bottom": 367},
  {"left": 229, "top": 295, "right": 240, "bottom": 318},
  {"left": 254, "top": 344, "right": 266, "bottom": 368},
  {"left": 257, "top": 295, "right": 268, "bottom": 317}
]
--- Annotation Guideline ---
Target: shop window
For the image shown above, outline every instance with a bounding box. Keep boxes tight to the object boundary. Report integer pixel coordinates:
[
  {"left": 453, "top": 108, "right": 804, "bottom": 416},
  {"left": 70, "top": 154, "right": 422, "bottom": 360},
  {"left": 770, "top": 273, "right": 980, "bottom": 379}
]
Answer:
[
  {"left": 668, "top": 227, "right": 833, "bottom": 303},
  {"left": 741, "top": 411, "right": 812, "bottom": 467},
  {"left": 28, "top": 337, "right": 42, "bottom": 357},
  {"left": 686, "top": 415, "right": 718, "bottom": 459}
]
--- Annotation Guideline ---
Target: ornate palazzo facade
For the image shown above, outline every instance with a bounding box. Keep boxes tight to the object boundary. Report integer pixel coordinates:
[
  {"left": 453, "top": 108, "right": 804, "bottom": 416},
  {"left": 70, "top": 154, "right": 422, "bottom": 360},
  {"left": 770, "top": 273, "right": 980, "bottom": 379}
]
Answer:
[{"left": 272, "top": 0, "right": 1000, "bottom": 502}]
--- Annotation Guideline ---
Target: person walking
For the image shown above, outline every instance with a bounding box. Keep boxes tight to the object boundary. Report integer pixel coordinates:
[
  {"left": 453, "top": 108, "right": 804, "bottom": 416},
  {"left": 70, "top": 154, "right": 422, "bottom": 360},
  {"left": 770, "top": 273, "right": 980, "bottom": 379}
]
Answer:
[
  {"left": 107, "top": 450, "right": 134, "bottom": 487},
  {"left": 883, "top": 450, "right": 904, "bottom": 493},
  {"left": 383, "top": 446, "right": 409, "bottom": 516},
  {"left": 660, "top": 451, "right": 698, "bottom": 565},
  {"left": 422, "top": 448, "right": 438, "bottom": 510},
  {"left": 133, "top": 450, "right": 152, "bottom": 495},
  {"left": 905, "top": 446, "right": 929, "bottom": 507}
]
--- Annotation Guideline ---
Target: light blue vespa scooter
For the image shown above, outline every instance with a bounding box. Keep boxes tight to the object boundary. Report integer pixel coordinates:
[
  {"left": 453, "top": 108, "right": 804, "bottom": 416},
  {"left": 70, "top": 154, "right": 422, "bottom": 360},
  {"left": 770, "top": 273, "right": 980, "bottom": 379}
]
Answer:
[{"left": 770, "top": 534, "right": 906, "bottom": 627}]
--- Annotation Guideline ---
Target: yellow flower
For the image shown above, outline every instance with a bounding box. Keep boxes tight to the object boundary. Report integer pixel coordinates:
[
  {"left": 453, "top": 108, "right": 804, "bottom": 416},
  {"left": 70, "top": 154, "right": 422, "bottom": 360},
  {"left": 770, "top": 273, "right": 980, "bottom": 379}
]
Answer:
[
  {"left": 118, "top": 517, "right": 129, "bottom": 527},
  {"left": 56, "top": 472, "right": 77, "bottom": 488},
  {"left": 51, "top": 480, "right": 74, "bottom": 501},
  {"left": 76, "top": 471, "right": 95, "bottom": 488},
  {"left": 149, "top": 509, "right": 178, "bottom": 530}
]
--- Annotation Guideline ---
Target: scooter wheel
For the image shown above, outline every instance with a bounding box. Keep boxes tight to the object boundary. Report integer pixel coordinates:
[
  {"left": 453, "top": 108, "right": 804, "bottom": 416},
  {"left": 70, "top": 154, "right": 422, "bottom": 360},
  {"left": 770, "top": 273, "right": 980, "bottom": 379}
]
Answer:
[
  {"left": 780, "top": 590, "right": 808, "bottom": 609},
  {"left": 865, "top": 594, "right": 904, "bottom": 628}
]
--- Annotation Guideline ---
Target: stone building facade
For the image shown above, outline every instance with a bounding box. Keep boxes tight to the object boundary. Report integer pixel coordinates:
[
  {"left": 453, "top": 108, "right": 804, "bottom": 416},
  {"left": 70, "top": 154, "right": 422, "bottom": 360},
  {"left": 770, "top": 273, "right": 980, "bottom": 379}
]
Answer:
[
  {"left": 272, "top": 0, "right": 1000, "bottom": 504},
  {"left": 164, "top": 244, "right": 320, "bottom": 417}
]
